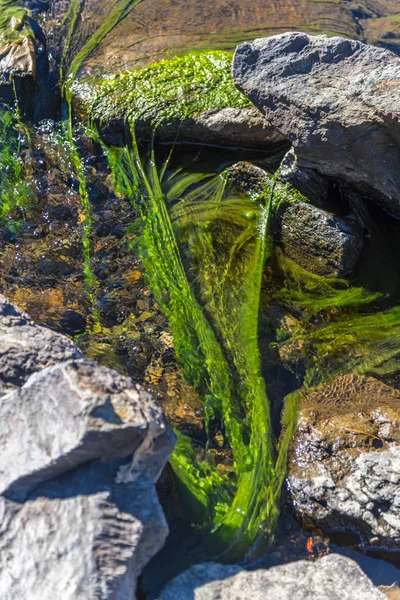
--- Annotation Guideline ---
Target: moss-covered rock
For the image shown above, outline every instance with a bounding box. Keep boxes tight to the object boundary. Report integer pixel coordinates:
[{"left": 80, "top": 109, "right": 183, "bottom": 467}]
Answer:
[
  {"left": 71, "top": 51, "right": 286, "bottom": 149},
  {"left": 0, "top": 1, "right": 36, "bottom": 107}
]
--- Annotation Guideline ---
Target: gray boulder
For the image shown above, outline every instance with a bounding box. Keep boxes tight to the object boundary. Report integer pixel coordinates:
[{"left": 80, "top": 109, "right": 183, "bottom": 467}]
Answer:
[
  {"left": 158, "top": 554, "right": 386, "bottom": 599},
  {"left": 0, "top": 293, "right": 82, "bottom": 395},
  {"left": 0, "top": 461, "right": 169, "bottom": 600},
  {"left": 233, "top": 33, "right": 400, "bottom": 217},
  {"left": 0, "top": 296, "right": 176, "bottom": 598},
  {"left": 0, "top": 359, "right": 174, "bottom": 500}
]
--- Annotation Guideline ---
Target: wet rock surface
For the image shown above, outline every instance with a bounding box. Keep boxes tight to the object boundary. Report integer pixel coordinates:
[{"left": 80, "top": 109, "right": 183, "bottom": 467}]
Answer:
[
  {"left": 288, "top": 374, "right": 400, "bottom": 548},
  {"left": 280, "top": 202, "right": 364, "bottom": 277},
  {"left": 155, "top": 107, "right": 286, "bottom": 151},
  {"left": 0, "top": 296, "right": 175, "bottom": 599},
  {"left": 158, "top": 554, "right": 386, "bottom": 600},
  {"left": 42, "top": 0, "right": 400, "bottom": 79},
  {"left": 227, "top": 162, "right": 364, "bottom": 276},
  {"left": 233, "top": 32, "right": 400, "bottom": 217}
]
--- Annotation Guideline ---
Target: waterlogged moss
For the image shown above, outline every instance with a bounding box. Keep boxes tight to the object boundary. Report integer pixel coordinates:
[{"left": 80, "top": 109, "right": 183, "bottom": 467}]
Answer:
[
  {"left": 86, "top": 51, "right": 251, "bottom": 126},
  {"left": 0, "top": 0, "right": 31, "bottom": 45}
]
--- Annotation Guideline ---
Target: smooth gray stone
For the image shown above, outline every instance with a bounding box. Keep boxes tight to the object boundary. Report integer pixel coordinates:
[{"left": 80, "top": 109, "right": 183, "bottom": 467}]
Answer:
[{"left": 158, "top": 554, "right": 386, "bottom": 599}]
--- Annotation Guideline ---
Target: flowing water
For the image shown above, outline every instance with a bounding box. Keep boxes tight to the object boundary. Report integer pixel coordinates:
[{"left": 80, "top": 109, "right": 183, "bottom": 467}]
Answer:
[{"left": 1, "top": 0, "right": 400, "bottom": 596}]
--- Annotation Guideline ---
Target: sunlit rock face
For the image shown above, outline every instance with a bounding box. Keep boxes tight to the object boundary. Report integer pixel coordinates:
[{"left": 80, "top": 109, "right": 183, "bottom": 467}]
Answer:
[
  {"left": 0, "top": 295, "right": 175, "bottom": 600},
  {"left": 233, "top": 32, "right": 400, "bottom": 217},
  {"left": 288, "top": 374, "right": 400, "bottom": 549}
]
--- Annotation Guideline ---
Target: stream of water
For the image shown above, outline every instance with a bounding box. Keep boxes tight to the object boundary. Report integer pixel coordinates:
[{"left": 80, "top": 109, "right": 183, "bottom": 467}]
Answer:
[{"left": 0, "top": 0, "right": 400, "bottom": 596}]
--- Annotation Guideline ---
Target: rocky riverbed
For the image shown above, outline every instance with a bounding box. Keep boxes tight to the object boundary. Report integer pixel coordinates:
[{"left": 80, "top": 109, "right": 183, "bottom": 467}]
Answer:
[{"left": 0, "top": 1, "right": 400, "bottom": 599}]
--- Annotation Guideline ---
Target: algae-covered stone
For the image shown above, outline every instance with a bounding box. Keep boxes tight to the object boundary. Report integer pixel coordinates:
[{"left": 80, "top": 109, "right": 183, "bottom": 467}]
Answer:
[
  {"left": 72, "top": 51, "right": 285, "bottom": 149},
  {"left": 227, "top": 162, "right": 363, "bottom": 276}
]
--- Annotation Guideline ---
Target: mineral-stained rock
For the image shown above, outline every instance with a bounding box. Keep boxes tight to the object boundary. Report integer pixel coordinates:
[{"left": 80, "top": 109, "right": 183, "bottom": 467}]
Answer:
[
  {"left": 0, "top": 358, "right": 175, "bottom": 499},
  {"left": 288, "top": 374, "right": 400, "bottom": 548},
  {"left": 0, "top": 460, "right": 169, "bottom": 600},
  {"left": 0, "top": 293, "right": 82, "bottom": 395},
  {"left": 233, "top": 33, "right": 400, "bottom": 217},
  {"left": 158, "top": 554, "right": 386, "bottom": 600}
]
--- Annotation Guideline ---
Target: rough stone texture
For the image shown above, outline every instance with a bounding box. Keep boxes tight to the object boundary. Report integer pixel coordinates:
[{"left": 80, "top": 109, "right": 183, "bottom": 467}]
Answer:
[
  {"left": 159, "top": 554, "right": 386, "bottom": 600},
  {"left": 226, "top": 162, "right": 364, "bottom": 276},
  {"left": 0, "top": 296, "right": 176, "bottom": 598},
  {"left": 0, "top": 358, "right": 174, "bottom": 499},
  {"left": 0, "top": 461, "right": 168, "bottom": 600},
  {"left": 0, "top": 293, "right": 82, "bottom": 395},
  {"left": 288, "top": 374, "right": 400, "bottom": 548},
  {"left": 233, "top": 32, "right": 400, "bottom": 217},
  {"left": 280, "top": 202, "right": 364, "bottom": 276}
]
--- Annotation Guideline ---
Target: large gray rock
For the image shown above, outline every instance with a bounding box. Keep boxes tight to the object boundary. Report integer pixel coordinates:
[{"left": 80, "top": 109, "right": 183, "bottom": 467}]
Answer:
[
  {"left": 158, "top": 554, "right": 386, "bottom": 599},
  {"left": 233, "top": 32, "right": 400, "bottom": 217},
  {"left": 0, "top": 293, "right": 82, "bottom": 395},
  {"left": 0, "top": 359, "right": 174, "bottom": 499},
  {"left": 0, "top": 296, "right": 176, "bottom": 598},
  {"left": 0, "top": 460, "right": 169, "bottom": 600}
]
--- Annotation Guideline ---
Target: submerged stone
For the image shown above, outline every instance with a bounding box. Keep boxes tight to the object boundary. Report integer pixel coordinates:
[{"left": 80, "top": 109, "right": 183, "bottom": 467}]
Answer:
[
  {"left": 233, "top": 33, "right": 400, "bottom": 217},
  {"left": 227, "top": 162, "right": 364, "bottom": 276}
]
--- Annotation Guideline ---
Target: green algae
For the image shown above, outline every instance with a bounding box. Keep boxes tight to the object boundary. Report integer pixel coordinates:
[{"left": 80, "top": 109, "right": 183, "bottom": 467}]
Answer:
[
  {"left": 0, "top": 0, "right": 31, "bottom": 46},
  {"left": 97, "top": 129, "right": 298, "bottom": 554},
  {"left": 86, "top": 51, "right": 251, "bottom": 127},
  {"left": 275, "top": 251, "right": 382, "bottom": 315},
  {"left": 0, "top": 107, "right": 30, "bottom": 228}
]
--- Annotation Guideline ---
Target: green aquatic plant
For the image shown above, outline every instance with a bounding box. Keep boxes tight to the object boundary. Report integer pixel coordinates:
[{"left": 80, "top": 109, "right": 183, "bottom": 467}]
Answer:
[
  {"left": 0, "top": 107, "right": 30, "bottom": 227},
  {"left": 84, "top": 51, "right": 251, "bottom": 127},
  {"left": 295, "top": 306, "right": 400, "bottom": 388},
  {"left": 98, "top": 130, "right": 297, "bottom": 554},
  {"left": 275, "top": 250, "right": 381, "bottom": 315},
  {"left": 275, "top": 251, "right": 399, "bottom": 388},
  {"left": 0, "top": 0, "right": 31, "bottom": 45}
]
